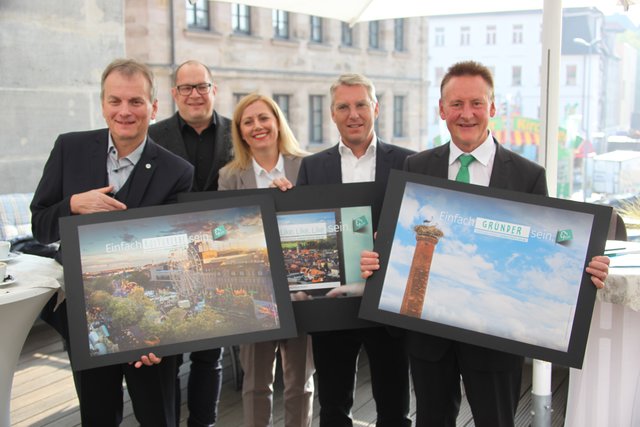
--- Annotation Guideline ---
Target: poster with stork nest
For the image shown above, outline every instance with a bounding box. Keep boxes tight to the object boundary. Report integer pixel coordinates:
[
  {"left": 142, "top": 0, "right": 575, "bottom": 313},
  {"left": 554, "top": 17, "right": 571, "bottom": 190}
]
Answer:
[
  {"left": 59, "top": 195, "right": 295, "bottom": 370},
  {"left": 359, "top": 170, "right": 612, "bottom": 369}
]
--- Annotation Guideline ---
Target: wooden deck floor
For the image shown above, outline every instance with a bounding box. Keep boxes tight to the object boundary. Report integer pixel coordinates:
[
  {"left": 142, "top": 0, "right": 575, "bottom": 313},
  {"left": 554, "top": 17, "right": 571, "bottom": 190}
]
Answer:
[{"left": 11, "top": 323, "right": 569, "bottom": 426}]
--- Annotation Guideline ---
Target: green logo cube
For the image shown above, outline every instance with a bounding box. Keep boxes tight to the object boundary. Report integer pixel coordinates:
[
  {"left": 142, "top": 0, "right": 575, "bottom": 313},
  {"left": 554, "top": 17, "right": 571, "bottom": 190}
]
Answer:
[
  {"left": 352, "top": 215, "right": 368, "bottom": 232},
  {"left": 212, "top": 225, "right": 227, "bottom": 240},
  {"left": 556, "top": 229, "right": 573, "bottom": 243}
]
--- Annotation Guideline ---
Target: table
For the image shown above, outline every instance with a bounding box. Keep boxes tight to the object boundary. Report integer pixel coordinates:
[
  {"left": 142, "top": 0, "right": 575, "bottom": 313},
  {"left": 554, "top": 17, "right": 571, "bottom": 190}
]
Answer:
[
  {"left": 565, "top": 240, "right": 640, "bottom": 427},
  {"left": 0, "top": 254, "right": 62, "bottom": 427}
]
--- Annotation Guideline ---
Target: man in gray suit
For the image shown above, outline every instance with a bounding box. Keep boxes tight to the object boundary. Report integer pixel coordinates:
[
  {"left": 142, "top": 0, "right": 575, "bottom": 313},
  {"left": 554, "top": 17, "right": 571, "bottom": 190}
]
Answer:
[
  {"left": 296, "top": 74, "right": 413, "bottom": 427},
  {"left": 149, "top": 60, "right": 233, "bottom": 427}
]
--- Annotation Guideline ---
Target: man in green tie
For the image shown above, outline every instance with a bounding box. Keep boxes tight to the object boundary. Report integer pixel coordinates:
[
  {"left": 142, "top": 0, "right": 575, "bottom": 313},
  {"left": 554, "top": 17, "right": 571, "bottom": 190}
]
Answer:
[
  {"left": 455, "top": 154, "right": 475, "bottom": 183},
  {"left": 360, "top": 60, "right": 610, "bottom": 427}
]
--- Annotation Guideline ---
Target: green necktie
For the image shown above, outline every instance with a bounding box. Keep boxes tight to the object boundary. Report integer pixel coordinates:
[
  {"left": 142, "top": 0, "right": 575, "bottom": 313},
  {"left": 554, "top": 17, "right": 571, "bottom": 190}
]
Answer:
[{"left": 455, "top": 154, "right": 475, "bottom": 183}]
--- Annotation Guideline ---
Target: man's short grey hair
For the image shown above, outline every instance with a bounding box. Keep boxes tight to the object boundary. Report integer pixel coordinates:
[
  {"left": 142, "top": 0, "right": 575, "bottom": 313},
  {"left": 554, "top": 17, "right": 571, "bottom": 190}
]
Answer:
[
  {"left": 100, "top": 58, "right": 157, "bottom": 102},
  {"left": 330, "top": 73, "right": 378, "bottom": 107}
]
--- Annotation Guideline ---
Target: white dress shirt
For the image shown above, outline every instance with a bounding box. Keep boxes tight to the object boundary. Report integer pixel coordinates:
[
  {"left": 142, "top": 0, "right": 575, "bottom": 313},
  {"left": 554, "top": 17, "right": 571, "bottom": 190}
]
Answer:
[
  {"left": 107, "top": 135, "right": 146, "bottom": 193},
  {"left": 448, "top": 131, "right": 496, "bottom": 187},
  {"left": 339, "top": 135, "right": 377, "bottom": 183},
  {"left": 252, "top": 153, "right": 286, "bottom": 189}
]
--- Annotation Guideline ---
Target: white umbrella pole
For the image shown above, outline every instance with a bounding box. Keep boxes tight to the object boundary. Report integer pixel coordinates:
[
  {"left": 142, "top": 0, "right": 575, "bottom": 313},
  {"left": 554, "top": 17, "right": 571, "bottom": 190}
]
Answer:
[{"left": 533, "top": 0, "right": 562, "bottom": 425}]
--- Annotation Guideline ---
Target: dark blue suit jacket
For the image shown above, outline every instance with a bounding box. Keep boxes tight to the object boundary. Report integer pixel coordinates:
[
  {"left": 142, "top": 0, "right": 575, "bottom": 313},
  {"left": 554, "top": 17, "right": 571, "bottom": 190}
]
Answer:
[
  {"left": 30, "top": 128, "right": 193, "bottom": 339},
  {"left": 296, "top": 138, "right": 415, "bottom": 186},
  {"left": 31, "top": 128, "right": 194, "bottom": 250},
  {"left": 403, "top": 139, "right": 547, "bottom": 370}
]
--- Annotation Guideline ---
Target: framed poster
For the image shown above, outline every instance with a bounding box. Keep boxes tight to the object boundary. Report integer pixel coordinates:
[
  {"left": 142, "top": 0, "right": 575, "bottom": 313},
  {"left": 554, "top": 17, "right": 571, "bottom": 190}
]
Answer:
[
  {"left": 180, "top": 182, "right": 384, "bottom": 332},
  {"left": 59, "top": 195, "right": 296, "bottom": 370},
  {"left": 359, "top": 170, "right": 612, "bottom": 368}
]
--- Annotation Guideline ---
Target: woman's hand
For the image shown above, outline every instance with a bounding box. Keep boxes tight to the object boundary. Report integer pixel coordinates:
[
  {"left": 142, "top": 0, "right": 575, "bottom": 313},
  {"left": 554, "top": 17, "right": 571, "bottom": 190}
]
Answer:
[{"left": 270, "top": 177, "right": 293, "bottom": 191}]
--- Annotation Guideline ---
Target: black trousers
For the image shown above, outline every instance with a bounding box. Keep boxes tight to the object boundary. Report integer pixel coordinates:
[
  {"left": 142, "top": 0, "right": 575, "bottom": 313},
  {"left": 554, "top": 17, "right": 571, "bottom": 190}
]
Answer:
[
  {"left": 409, "top": 342, "right": 523, "bottom": 427},
  {"left": 176, "top": 348, "right": 224, "bottom": 427},
  {"left": 312, "top": 327, "right": 411, "bottom": 427},
  {"left": 41, "top": 295, "right": 178, "bottom": 426},
  {"left": 73, "top": 357, "right": 177, "bottom": 426}
]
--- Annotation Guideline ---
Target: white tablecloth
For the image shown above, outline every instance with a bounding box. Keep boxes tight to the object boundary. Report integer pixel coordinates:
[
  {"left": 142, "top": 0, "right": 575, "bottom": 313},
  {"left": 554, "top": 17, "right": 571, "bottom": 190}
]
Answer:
[
  {"left": 565, "top": 241, "right": 640, "bottom": 427},
  {"left": 0, "top": 254, "right": 62, "bottom": 426}
]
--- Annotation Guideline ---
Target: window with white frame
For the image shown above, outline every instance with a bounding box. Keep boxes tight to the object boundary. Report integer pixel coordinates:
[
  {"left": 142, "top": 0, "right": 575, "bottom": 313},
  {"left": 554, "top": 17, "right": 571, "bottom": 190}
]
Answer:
[
  {"left": 310, "top": 16, "right": 323, "bottom": 43},
  {"left": 512, "top": 24, "right": 523, "bottom": 44},
  {"left": 393, "top": 95, "right": 406, "bottom": 137},
  {"left": 272, "top": 10, "right": 289, "bottom": 39},
  {"left": 186, "top": 0, "right": 209, "bottom": 30},
  {"left": 369, "top": 21, "right": 380, "bottom": 49},
  {"left": 486, "top": 25, "right": 496, "bottom": 45},
  {"left": 460, "top": 26, "right": 470, "bottom": 46},
  {"left": 273, "top": 94, "right": 291, "bottom": 121},
  {"left": 512, "top": 66, "right": 522, "bottom": 86},
  {"left": 341, "top": 22, "right": 354, "bottom": 47},
  {"left": 232, "top": 4, "right": 251, "bottom": 35},
  {"left": 435, "top": 27, "right": 445, "bottom": 47},
  {"left": 394, "top": 19, "right": 405, "bottom": 52},
  {"left": 309, "top": 95, "right": 324, "bottom": 143}
]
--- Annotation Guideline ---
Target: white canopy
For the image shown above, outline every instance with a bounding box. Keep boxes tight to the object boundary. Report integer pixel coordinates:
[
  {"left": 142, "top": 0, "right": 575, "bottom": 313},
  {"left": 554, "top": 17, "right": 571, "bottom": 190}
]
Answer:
[{"left": 212, "top": 0, "right": 635, "bottom": 25}]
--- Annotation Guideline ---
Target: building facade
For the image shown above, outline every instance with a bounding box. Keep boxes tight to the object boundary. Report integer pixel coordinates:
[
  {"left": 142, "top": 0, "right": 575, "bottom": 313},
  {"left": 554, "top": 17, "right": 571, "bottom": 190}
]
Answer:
[
  {"left": 425, "top": 7, "right": 638, "bottom": 162},
  {"left": 0, "top": 0, "right": 124, "bottom": 193},
  {"left": 124, "top": 1, "right": 429, "bottom": 151}
]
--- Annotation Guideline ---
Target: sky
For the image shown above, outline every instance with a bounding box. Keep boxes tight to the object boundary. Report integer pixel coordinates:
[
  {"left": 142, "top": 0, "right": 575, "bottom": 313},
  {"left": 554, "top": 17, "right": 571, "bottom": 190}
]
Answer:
[
  {"left": 77, "top": 206, "right": 267, "bottom": 273},
  {"left": 378, "top": 182, "right": 595, "bottom": 351},
  {"left": 573, "top": 0, "right": 640, "bottom": 25}
]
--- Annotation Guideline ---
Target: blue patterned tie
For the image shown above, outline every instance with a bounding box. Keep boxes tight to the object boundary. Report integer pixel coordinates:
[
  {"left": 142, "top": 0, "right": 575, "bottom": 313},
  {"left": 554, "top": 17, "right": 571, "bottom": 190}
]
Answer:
[{"left": 455, "top": 154, "right": 475, "bottom": 183}]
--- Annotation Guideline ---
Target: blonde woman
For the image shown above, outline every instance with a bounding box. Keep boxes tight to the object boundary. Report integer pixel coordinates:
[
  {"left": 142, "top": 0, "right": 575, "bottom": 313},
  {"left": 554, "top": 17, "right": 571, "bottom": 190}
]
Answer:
[{"left": 218, "top": 94, "right": 314, "bottom": 427}]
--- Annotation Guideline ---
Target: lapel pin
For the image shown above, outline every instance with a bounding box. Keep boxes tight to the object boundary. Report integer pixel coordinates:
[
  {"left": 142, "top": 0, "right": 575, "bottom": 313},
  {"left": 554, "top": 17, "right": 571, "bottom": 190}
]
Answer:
[{"left": 145, "top": 163, "right": 151, "bottom": 169}]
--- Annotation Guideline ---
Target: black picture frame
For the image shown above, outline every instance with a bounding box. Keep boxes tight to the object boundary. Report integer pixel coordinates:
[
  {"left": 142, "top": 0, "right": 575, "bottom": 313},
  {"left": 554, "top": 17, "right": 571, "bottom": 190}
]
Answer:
[
  {"left": 179, "top": 182, "right": 385, "bottom": 332},
  {"left": 359, "top": 170, "right": 612, "bottom": 368},
  {"left": 60, "top": 195, "right": 296, "bottom": 370}
]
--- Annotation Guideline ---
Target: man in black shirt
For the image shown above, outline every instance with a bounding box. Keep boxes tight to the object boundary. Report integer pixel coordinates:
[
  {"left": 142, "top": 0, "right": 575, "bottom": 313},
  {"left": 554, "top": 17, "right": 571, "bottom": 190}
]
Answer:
[
  {"left": 149, "top": 59, "right": 233, "bottom": 427},
  {"left": 149, "top": 60, "right": 232, "bottom": 192}
]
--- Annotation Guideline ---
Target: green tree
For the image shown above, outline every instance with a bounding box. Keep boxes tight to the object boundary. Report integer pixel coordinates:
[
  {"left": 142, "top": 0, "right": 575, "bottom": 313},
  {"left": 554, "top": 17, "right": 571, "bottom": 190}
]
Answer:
[
  {"left": 88, "top": 290, "right": 112, "bottom": 310},
  {"left": 127, "top": 270, "right": 151, "bottom": 288},
  {"left": 86, "top": 276, "right": 114, "bottom": 294},
  {"left": 108, "top": 297, "right": 143, "bottom": 330}
]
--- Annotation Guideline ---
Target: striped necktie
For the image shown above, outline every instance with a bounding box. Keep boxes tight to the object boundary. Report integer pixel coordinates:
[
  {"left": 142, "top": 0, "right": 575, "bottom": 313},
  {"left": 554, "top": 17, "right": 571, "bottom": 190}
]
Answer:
[{"left": 455, "top": 154, "right": 475, "bottom": 183}]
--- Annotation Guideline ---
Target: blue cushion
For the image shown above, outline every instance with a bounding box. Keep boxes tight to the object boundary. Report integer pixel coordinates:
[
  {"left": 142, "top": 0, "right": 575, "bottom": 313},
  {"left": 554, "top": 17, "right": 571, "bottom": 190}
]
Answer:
[{"left": 0, "top": 193, "right": 34, "bottom": 242}]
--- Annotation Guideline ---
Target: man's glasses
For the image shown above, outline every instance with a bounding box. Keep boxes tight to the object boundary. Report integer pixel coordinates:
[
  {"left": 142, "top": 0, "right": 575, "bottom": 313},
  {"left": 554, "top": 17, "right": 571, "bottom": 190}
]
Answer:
[
  {"left": 333, "top": 101, "right": 374, "bottom": 115},
  {"left": 176, "top": 83, "right": 212, "bottom": 96}
]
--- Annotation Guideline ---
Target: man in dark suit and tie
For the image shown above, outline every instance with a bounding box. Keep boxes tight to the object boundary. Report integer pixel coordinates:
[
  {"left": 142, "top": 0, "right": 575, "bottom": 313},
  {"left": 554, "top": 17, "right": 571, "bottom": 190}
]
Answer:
[
  {"left": 360, "top": 61, "right": 610, "bottom": 427},
  {"left": 296, "top": 73, "right": 414, "bottom": 427},
  {"left": 148, "top": 59, "right": 233, "bottom": 427},
  {"left": 31, "top": 58, "right": 194, "bottom": 426}
]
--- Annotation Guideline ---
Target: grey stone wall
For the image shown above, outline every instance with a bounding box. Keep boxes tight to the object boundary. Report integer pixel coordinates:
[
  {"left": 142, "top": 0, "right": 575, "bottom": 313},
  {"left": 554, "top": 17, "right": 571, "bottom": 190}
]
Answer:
[{"left": 0, "top": 0, "right": 124, "bottom": 194}]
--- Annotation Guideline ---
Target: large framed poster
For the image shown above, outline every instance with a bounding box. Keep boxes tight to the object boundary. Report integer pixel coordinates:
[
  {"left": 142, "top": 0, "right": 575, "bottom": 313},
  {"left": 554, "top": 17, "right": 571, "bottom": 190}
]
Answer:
[
  {"left": 359, "top": 170, "right": 612, "bottom": 368},
  {"left": 180, "top": 182, "right": 385, "bottom": 332},
  {"left": 59, "top": 195, "right": 296, "bottom": 370}
]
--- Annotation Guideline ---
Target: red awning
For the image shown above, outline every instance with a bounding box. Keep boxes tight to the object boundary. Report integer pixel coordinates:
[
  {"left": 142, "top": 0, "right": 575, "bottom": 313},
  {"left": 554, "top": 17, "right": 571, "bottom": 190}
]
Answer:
[{"left": 574, "top": 140, "right": 595, "bottom": 159}]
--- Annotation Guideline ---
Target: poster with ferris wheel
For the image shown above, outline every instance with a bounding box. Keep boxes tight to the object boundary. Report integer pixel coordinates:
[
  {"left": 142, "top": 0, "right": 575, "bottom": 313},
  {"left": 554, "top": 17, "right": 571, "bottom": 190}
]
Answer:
[{"left": 59, "top": 195, "right": 296, "bottom": 371}]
